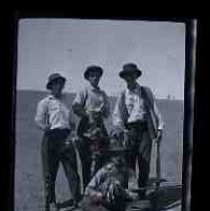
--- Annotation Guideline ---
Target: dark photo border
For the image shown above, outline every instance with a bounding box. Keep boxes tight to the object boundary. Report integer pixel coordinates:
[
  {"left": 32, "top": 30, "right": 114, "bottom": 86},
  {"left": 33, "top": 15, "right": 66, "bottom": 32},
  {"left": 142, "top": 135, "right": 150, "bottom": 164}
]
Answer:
[{"left": 2, "top": 12, "right": 205, "bottom": 211}]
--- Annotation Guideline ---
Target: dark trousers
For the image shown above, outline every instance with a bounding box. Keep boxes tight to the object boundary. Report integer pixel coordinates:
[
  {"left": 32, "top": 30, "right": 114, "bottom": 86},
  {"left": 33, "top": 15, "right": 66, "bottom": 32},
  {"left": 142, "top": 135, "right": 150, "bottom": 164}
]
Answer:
[
  {"left": 124, "top": 123, "right": 152, "bottom": 189},
  {"left": 77, "top": 138, "right": 107, "bottom": 192},
  {"left": 41, "top": 129, "right": 81, "bottom": 208},
  {"left": 77, "top": 117, "right": 109, "bottom": 191}
]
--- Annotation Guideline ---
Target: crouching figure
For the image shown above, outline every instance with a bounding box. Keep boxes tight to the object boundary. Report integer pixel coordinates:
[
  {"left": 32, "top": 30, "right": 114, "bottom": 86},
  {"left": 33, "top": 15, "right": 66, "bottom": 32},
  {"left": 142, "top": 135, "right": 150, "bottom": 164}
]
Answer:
[{"left": 81, "top": 148, "right": 137, "bottom": 211}]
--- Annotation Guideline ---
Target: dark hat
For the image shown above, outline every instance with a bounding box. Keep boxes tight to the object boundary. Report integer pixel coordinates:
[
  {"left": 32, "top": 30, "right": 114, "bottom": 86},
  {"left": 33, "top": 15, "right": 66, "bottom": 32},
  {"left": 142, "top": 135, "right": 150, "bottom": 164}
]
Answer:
[
  {"left": 104, "top": 147, "right": 131, "bottom": 168},
  {"left": 119, "top": 63, "right": 142, "bottom": 79},
  {"left": 46, "top": 73, "right": 66, "bottom": 90},
  {"left": 84, "top": 65, "right": 103, "bottom": 80}
]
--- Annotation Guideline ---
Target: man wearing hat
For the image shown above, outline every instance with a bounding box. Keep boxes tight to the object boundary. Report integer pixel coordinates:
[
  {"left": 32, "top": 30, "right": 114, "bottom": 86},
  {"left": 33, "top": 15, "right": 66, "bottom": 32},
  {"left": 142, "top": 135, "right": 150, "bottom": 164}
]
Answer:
[
  {"left": 112, "top": 63, "right": 165, "bottom": 198},
  {"left": 72, "top": 65, "right": 110, "bottom": 191},
  {"left": 35, "top": 73, "right": 81, "bottom": 211},
  {"left": 81, "top": 147, "right": 136, "bottom": 211}
]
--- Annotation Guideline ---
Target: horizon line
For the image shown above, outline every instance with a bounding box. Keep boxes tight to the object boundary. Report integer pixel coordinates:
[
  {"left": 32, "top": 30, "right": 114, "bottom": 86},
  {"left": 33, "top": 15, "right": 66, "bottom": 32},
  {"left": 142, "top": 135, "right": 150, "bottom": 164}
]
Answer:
[{"left": 16, "top": 88, "right": 184, "bottom": 101}]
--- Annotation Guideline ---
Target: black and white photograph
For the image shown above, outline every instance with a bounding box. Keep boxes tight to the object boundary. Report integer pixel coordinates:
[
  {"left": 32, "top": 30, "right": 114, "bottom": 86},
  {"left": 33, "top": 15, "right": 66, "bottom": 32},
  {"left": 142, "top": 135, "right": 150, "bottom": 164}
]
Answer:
[{"left": 14, "top": 18, "right": 195, "bottom": 211}]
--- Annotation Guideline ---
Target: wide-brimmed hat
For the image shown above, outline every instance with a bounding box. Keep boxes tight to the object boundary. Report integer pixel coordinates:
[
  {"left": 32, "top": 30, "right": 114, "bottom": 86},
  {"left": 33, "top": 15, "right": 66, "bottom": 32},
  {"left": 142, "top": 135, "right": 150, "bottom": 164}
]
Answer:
[
  {"left": 46, "top": 73, "right": 66, "bottom": 90},
  {"left": 119, "top": 63, "right": 142, "bottom": 79},
  {"left": 84, "top": 65, "right": 103, "bottom": 80}
]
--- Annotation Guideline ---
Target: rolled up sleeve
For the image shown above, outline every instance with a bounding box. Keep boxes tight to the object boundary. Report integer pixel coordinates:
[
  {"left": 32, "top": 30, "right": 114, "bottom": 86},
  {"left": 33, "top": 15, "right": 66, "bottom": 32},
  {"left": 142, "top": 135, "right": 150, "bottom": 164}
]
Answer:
[
  {"left": 145, "top": 87, "right": 165, "bottom": 131},
  {"left": 153, "top": 101, "right": 165, "bottom": 130},
  {"left": 34, "top": 100, "right": 48, "bottom": 130},
  {"left": 72, "top": 89, "right": 87, "bottom": 117}
]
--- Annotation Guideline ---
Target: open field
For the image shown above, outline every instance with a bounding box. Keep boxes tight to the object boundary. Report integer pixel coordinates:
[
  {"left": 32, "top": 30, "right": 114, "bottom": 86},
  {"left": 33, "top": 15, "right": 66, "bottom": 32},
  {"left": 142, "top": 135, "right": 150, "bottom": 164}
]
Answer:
[{"left": 15, "top": 90, "right": 184, "bottom": 211}]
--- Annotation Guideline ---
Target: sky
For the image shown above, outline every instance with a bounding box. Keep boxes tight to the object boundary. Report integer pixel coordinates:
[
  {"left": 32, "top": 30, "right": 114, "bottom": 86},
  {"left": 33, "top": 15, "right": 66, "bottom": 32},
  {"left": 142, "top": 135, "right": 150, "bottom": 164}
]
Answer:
[{"left": 17, "top": 18, "right": 185, "bottom": 99}]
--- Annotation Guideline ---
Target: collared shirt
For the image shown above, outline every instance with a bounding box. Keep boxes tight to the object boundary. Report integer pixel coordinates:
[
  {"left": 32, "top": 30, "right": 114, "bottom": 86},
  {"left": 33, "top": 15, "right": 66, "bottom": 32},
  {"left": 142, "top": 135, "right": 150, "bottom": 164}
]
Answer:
[
  {"left": 113, "top": 84, "right": 165, "bottom": 136},
  {"left": 35, "top": 94, "right": 73, "bottom": 130},
  {"left": 72, "top": 85, "right": 110, "bottom": 118}
]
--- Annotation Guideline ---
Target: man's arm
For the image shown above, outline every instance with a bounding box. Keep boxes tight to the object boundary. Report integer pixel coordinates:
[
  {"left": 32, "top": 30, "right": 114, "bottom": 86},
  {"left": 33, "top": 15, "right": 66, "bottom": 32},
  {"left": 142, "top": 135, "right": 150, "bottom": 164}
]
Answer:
[
  {"left": 112, "top": 92, "right": 125, "bottom": 129},
  {"left": 34, "top": 99, "right": 49, "bottom": 131},
  {"left": 148, "top": 87, "right": 165, "bottom": 139},
  {"left": 153, "top": 101, "right": 165, "bottom": 130},
  {"left": 112, "top": 92, "right": 126, "bottom": 137},
  {"left": 85, "top": 168, "right": 106, "bottom": 203},
  {"left": 72, "top": 89, "right": 87, "bottom": 118},
  {"left": 101, "top": 91, "right": 110, "bottom": 119},
  {"left": 153, "top": 101, "right": 165, "bottom": 141},
  {"left": 143, "top": 86, "right": 165, "bottom": 140},
  {"left": 65, "top": 94, "right": 76, "bottom": 131}
]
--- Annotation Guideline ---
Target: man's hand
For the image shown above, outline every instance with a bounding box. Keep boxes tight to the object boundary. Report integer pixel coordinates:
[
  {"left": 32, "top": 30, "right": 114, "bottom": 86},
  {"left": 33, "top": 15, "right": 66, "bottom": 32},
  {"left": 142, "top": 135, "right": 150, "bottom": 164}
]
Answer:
[
  {"left": 96, "top": 192, "right": 103, "bottom": 199},
  {"left": 156, "top": 129, "right": 163, "bottom": 142},
  {"left": 100, "top": 103, "right": 109, "bottom": 118},
  {"left": 72, "top": 103, "right": 86, "bottom": 118},
  {"left": 92, "top": 192, "right": 104, "bottom": 204}
]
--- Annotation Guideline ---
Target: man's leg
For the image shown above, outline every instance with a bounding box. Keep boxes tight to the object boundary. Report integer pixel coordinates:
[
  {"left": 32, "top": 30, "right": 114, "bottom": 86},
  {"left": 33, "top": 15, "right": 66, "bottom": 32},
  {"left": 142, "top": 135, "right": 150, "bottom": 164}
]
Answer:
[
  {"left": 137, "top": 154, "right": 150, "bottom": 186},
  {"left": 61, "top": 144, "right": 82, "bottom": 205},
  {"left": 124, "top": 127, "right": 138, "bottom": 171},
  {"left": 41, "top": 132, "right": 60, "bottom": 210},
  {"left": 137, "top": 131, "right": 152, "bottom": 198},
  {"left": 76, "top": 138, "right": 92, "bottom": 192}
]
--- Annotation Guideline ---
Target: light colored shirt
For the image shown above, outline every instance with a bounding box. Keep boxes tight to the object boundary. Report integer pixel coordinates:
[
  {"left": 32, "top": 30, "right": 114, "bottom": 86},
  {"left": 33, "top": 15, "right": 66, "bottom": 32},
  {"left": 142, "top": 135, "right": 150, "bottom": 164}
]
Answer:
[
  {"left": 85, "top": 163, "right": 126, "bottom": 198},
  {"left": 125, "top": 84, "right": 147, "bottom": 123},
  {"left": 72, "top": 85, "right": 110, "bottom": 118},
  {"left": 113, "top": 84, "right": 165, "bottom": 139},
  {"left": 35, "top": 94, "right": 74, "bottom": 130}
]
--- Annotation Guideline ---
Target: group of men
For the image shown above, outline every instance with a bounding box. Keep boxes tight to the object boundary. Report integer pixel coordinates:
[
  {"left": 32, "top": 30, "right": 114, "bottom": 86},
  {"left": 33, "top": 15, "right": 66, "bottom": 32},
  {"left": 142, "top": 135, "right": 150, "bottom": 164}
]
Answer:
[{"left": 34, "top": 63, "right": 165, "bottom": 211}]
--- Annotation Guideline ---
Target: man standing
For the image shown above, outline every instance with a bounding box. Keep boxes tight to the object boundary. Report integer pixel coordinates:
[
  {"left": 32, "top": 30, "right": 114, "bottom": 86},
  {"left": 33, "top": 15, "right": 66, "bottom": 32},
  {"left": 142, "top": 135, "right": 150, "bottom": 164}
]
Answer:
[
  {"left": 112, "top": 63, "right": 165, "bottom": 198},
  {"left": 72, "top": 65, "right": 110, "bottom": 191},
  {"left": 35, "top": 73, "right": 81, "bottom": 211}
]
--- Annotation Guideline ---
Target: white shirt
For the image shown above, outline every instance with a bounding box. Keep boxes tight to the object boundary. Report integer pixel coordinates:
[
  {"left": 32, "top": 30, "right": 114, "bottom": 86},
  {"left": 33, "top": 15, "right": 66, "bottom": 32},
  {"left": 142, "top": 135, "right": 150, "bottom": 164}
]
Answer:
[
  {"left": 113, "top": 84, "right": 165, "bottom": 135},
  {"left": 35, "top": 94, "right": 73, "bottom": 130},
  {"left": 125, "top": 84, "right": 147, "bottom": 123},
  {"left": 72, "top": 85, "right": 110, "bottom": 118}
]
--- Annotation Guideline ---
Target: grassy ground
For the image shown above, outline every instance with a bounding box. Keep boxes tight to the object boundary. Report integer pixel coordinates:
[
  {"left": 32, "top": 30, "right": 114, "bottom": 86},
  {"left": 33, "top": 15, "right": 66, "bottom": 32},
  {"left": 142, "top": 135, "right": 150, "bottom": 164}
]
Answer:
[{"left": 15, "top": 90, "right": 184, "bottom": 211}]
